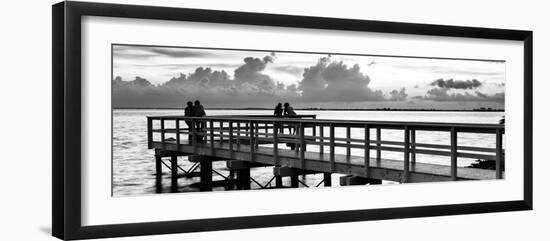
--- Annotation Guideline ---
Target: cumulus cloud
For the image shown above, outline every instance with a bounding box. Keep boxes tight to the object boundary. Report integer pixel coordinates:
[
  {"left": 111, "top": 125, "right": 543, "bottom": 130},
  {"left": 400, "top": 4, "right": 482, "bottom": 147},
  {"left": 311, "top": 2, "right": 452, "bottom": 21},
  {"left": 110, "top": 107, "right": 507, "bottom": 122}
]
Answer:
[
  {"left": 419, "top": 87, "right": 504, "bottom": 102},
  {"left": 113, "top": 76, "right": 153, "bottom": 88},
  {"left": 388, "top": 88, "right": 408, "bottom": 101},
  {"left": 234, "top": 56, "right": 277, "bottom": 92},
  {"left": 162, "top": 67, "right": 233, "bottom": 88},
  {"left": 112, "top": 55, "right": 301, "bottom": 108},
  {"left": 114, "top": 52, "right": 505, "bottom": 108},
  {"left": 112, "top": 55, "right": 411, "bottom": 108},
  {"left": 430, "top": 78, "right": 482, "bottom": 89},
  {"left": 299, "top": 57, "right": 385, "bottom": 102}
]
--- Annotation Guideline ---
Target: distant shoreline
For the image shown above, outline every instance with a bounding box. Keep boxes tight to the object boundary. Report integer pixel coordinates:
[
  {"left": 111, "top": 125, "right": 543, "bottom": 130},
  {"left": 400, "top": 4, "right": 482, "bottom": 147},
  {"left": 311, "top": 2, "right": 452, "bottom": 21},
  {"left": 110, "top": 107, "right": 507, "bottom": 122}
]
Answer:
[{"left": 113, "top": 107, "right": 504, "bottom": 112}]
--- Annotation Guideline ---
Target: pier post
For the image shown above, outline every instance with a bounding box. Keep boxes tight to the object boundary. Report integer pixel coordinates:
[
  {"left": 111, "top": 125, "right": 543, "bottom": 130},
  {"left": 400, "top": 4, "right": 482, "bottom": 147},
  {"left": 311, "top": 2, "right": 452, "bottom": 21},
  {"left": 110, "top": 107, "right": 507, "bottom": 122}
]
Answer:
[
  {"left": 329, "top": 124, "right": 335, "bottom": 172},
  {"left": 147, "top": 118, "right": 153, "bottom": 149},
  {"left": 155, "top": 154, "right": 162, "bottom": 193},
  {"left": 200, "top": 159, "right": 213, "bottom": 191},
  {"left": 290, "top": 175, "right": 299, "bottom": 188},
  {"left": 411, "top": 128, "right": 416, "bottom": 165},
  {"left": 346, "top": 126, "right": 351, "bottom": 158},
  {"left": 236, "top": 167, "right": 251, "bottom": 190},
  {"left": 170, "top": 155, "right": 178, "bottom": 192},
  {"left": 450, "top": 127, "right": 458, "bottom": 180},
  {"left": 376, "top": 127, "right": 381, "bottom": 161},
  {"left": 403, "top": 126, "right": 410, "bottom": 183},
  {"left": 496, "top": 128, "right": 504, "bottom": 179},
  {"left": 160, "top": 118, "right": 166, "bottom": 149},
  {"left": 319, "top": 125, "right": 324, "bottom": 155},
  {"left": 364, "top": 124, "right": 371, "bottom": 178},
  {"left": 249, "top": 120, "right": 255, "bottom": 162},
  {"left": 323, "top": 173, "right": 332, "bottom": 187},
  {"left": 275, "top": 176, "right": 283, "bottom": 188}
]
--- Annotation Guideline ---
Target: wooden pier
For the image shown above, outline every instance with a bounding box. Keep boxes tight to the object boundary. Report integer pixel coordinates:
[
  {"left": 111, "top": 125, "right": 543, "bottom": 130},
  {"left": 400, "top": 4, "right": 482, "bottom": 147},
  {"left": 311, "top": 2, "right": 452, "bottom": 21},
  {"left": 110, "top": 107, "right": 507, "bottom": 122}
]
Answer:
[{"left": 147, "top": 115, "right": 505, "bottom": 191}]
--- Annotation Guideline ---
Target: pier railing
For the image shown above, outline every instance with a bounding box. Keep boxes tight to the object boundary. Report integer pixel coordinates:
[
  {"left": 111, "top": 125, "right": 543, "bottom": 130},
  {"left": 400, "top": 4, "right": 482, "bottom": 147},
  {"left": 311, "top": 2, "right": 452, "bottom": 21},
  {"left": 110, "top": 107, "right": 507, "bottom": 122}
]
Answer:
[{"left": 147, "top": 115, "right": 505, "bottom": 181}]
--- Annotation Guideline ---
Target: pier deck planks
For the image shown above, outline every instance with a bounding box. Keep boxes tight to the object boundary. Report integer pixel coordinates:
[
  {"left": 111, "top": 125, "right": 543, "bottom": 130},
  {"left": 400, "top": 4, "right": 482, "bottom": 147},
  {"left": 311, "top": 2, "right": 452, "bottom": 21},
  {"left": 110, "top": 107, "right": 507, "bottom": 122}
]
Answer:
[{"left": 152, "top": 140, "right": 498, "bottom": 183}]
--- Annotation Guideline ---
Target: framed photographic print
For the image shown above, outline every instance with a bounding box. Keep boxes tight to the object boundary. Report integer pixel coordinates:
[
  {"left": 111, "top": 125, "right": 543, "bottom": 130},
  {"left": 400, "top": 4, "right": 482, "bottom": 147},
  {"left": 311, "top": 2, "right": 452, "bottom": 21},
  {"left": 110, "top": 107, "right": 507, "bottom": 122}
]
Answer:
[{"left": 52, "top": 1, "right": 532, "bottom": 240}]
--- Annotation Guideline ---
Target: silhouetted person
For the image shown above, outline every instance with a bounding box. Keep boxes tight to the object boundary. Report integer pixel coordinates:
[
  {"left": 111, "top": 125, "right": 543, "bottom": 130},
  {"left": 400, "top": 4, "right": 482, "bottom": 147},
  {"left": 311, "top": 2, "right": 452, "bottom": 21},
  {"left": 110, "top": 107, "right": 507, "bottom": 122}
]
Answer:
[
  {"left": 194, "top": 100, "right": 206, "bottom": 141},
  {"left": 274, "top": 103, "right": 283, "bottom": 117},
  {"left": 274, "top": 103, "right": 284, "bottom": 134},
  {"left": 283, "top": 103, "right": 298, "bottom": 149},
  {"left": 283, "top": 102, "right": 297, "bottom": 117},
  {"left": 184, "top": 101, "right": 195, "bottom": 142}
]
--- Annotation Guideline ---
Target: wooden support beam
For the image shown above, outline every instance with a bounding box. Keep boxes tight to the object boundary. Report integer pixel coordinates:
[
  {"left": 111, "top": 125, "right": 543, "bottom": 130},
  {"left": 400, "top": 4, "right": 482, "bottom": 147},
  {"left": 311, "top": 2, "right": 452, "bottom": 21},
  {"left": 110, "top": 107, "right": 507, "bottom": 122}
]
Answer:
[
  {"left": 273, "top": 121, "right": 279, "bottom": 166},
  {"left": 323, "top": 173, "right": 332, "bottom": 187},
  {"left": 496, "top": 128, "right": 504, "bottom": 179},
  {"left": 250, "top": 120, "right": 255, "bottom": 162},
  {"left": 376, "top": 127, "right": 381, "bottom": 161},
  {"left": 229, "top": 120, "right": 234, "bottom": 158},
  {"left": 330, "top": 124, "right": 335, "bottom": 172},
  {"left": 188, "top": 155, "right": 226, "bottom": 162},
  {"left": 236, "top": 167, "right": 251, "bottom": 190},
  {"left": 220, "top": 121, "right": 224, "bottom": 143},
  {"left": 299, "top": 123, "right": 305, "bottom": 169},
  {"left": 364, "top": 124, "right": 370, "bottom": 178},
  {"left": 191, "top": 119, "right": 197, "bottom": 154},
  {"left": 450, "top": 127, "right": 458, "bottom": 180},
  {"left": 189, "top": 179, "right": 238, "bottom": 189},
  {"left": 319, "top": 125, "right": 324, "bottom": 154},
  {"left": 254, "top": 122, "right": 259, "bottom": 149},
  {"left": 161, "top": 118, "right": 166, "bottom": 149},
  {"left": 273, "top": 166, "right": 321, "bottom": 177},
  {"left": 275, "top": 176, "right": 283, "bottom": 188},
  {"left": 170, "top": 155, "right": 178, "bottom": 192},
  {"left": 403, "top": 126, "right": 410, "bottom": 183},
  {"left": 147, "top": 118, "right": 153, "bottom": 149},
  {"left": 178, "top": 172, "right": 201, "bottom": 178},
  {"left": 155, "top": 155, "right": 162, "bottom": 185},
  {"left": 411, "top": 128, "right": 416, "bottom": 165},
  {"left": 346, "top": 126, "right": 351, "bottom": 157},
  {"left": 340, "top": 175, "right": 382, "bottom": 186},
  {"left": 295, "top": 123, "right": 299, "bottom": 155},
  {"left": 200, "top": 160, "right": 212, "bottom": 191},
  {"left": 155, "top": 149, "right": 187, "bottom": 157},
  {"left": 209, "top": 120, "right": 214, "bottom": 156},
  {"left": 226, "top": 160, "right": 270, "bottom": 169},
  {"left": 175, "top": 120, "right": 181, "bottom": 152},
  {"left": 290, "top": 175, "right": 299, "bottom": 188}
]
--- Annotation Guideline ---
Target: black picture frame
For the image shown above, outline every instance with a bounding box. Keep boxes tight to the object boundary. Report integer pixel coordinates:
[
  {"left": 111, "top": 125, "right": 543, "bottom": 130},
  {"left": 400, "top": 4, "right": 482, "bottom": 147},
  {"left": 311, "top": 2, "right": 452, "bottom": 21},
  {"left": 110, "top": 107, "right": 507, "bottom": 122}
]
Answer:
[{"left": 52, "top": 1, "right": 533, "bottom": 240}]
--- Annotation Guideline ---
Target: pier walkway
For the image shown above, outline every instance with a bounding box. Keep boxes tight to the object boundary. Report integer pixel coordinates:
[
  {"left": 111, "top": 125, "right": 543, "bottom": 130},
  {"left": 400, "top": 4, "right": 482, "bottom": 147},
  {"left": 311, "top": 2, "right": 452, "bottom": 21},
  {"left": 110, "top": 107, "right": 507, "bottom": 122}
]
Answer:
[{"left": 147, "top": 115, "right": 505, "bottom": 191}]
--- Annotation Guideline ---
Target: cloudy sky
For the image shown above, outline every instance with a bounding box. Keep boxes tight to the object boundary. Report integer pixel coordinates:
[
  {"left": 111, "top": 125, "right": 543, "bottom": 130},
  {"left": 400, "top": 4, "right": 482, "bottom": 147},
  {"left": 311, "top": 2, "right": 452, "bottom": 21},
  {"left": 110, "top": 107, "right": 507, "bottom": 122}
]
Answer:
[{"left": 112, "top": 44, "right": 505, "bottom": 109}]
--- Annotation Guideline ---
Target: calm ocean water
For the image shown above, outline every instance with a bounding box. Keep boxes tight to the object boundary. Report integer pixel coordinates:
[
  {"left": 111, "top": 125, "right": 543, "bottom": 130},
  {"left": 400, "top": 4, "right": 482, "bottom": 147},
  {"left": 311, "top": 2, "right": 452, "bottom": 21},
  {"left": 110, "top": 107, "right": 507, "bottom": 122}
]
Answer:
[{"left": 113, "top": 109, "right": 504, "bottom": 196}]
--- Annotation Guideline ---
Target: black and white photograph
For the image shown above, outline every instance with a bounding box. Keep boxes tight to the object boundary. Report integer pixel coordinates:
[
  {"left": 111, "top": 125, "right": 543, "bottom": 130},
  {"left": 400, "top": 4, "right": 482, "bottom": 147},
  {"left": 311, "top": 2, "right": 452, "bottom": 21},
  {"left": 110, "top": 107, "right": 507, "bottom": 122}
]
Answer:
[
  {"left": 1, "top": 0, "right": 543, "bottom": 240},
  {"left": 112, "top": 44, "right": 506, "bottom": 196}
]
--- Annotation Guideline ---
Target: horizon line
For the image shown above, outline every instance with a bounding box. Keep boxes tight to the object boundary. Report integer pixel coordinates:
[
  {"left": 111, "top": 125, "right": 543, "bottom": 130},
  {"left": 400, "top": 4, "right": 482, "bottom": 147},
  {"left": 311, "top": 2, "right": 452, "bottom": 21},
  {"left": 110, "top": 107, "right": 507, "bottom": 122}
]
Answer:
[{"left": 113, "top": 107, "right": 504, "bottom": 112}]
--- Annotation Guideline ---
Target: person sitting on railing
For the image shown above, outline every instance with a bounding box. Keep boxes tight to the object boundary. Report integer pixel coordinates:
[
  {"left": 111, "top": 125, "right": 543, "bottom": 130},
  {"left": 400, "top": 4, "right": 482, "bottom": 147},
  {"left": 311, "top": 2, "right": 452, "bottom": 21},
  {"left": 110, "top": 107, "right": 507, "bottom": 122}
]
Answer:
[
  {"left": 274, "top": 103, "right": 284, "bottom": 134},
  {"left": 283, "top": 102, "right": 296, "bottom": 117},
  {"left": 184, "top": 101, "right": 195, "bottom": 142},
  {"left": 274, "top": 103, "right": 283, "bottom": 117},
  {"left": 283, "top": 103, "right": 297, "bottom": 134},
  {"left": 194, "top": 100, "right": 207, "bottom": 142},
  {"left": 284, "top": 103, "right": 298, "bottom": 150}
]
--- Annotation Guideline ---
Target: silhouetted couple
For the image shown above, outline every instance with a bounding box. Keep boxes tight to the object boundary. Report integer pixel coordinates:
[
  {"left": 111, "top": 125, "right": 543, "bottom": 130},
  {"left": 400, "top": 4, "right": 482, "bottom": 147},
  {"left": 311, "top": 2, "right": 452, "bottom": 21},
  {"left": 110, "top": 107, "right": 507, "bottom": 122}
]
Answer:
[
  {"left": 273, "top": 102, "right": 296, "bottom": 117},
  {"left": 273, "top": 103, "right": 298, "bottom": 145},
  {"left": 184, "top": 100, "right": 206, "bottom": 142}
]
